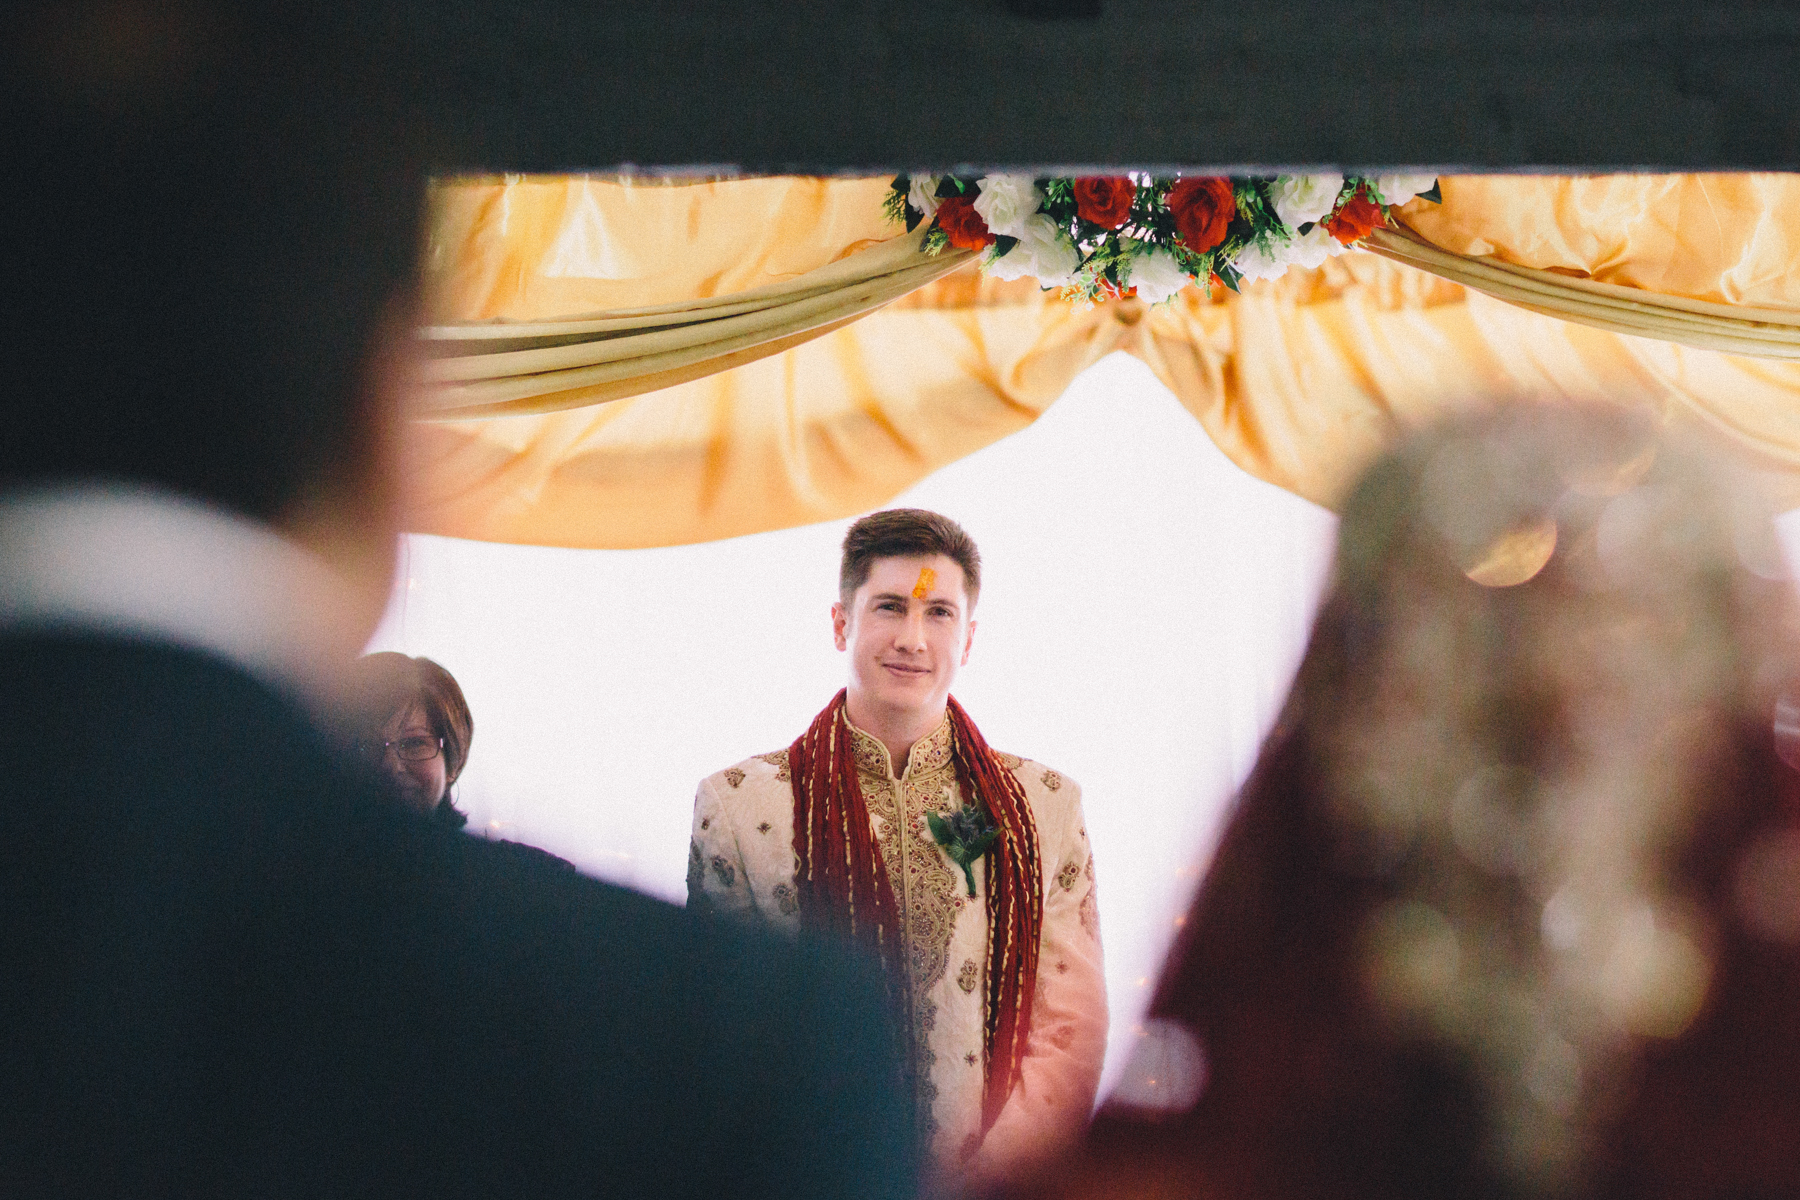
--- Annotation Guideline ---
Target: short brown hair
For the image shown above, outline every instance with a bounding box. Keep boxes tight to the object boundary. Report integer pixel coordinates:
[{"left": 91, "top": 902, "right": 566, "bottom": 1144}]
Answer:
[
  {"left": 342, "top": 653, "right": 475, "bottom": 787},
  {"left": 839, "top": 509, "right": 982, "bottom": 607}
]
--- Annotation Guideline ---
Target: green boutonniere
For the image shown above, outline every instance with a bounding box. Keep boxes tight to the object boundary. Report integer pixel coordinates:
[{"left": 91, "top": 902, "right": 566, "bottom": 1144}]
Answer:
[{"left": 928, "top": 803, "right": 1000, "bottom": 899}]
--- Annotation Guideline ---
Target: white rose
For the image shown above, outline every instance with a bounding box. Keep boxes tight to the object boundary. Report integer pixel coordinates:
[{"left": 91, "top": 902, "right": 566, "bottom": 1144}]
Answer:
[
  {"left": 986, "top": 243, "right": 1035, "bottom": 282},
  {"left": 1026, "top": 218, "right": 1081, "bottom": 286},
  {"left": 1287, "top": 224, "right": 1345, "bottom": 270},
  {"left": 988, "top": 214, "right": 1080, "bottom": 287},
  {"left": 1372, "top": 173, "right": 1437, "bottom": 206},
  {"left": 1230, "top": 225, "right": 1345, "bottom": 284},
  {"left": 907, "top": 175, "right": 941, "bottom": 222},
  {"left": 1126, "top": 246, "right": 1192, "bottom": 305},
  {"left": 1229, "top": 238, "right": 1289, "bottom": 284},
  {"left": 972, "top": 174, "right": 1045, "bottom": 239},
  {"left": 1270, "top": 173, "right": 1344, "bottom": 229}
]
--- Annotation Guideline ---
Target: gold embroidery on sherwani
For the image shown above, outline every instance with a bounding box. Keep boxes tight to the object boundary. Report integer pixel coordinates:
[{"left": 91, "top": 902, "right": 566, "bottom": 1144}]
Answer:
[
  {"left": 773, "top": 883, "right": 799, "bottom": 915},
  {"left": 957, "top": 958, "right": 979, "bottom": 994},
  {"left": 724, "top": 767, "right": 745, "bottom": 788},
  {"left": 1041, "top": 769, "right": 1062, "bottom": 791},
  {"left": 856, "top": 724, "right": 960, "bottom": 993},
  {"left": 1056, "top": 861, "right": 1081, "bottom": 891},
  {"left": 850, "top": 719, "right": 962, "bottom": 1143},
  {"left": 851, "top": 730, "right": 889, "bottom": 778},
  {"left": 915, "top": 997, "right": 941, "bottom": 1132},
  {"left": 754, "top": 749, "right": 792, "bottom": 782}
]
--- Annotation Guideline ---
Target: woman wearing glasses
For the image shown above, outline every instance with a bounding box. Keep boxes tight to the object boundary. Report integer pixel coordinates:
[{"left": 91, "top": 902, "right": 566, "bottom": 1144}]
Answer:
[{"left": 343, "top": 652, "right": 474, "bottom": 827}]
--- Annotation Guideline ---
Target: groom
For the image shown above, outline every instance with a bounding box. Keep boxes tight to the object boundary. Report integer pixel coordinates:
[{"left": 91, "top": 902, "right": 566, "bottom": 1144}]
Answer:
[{"left": 690, "top": 509, "right": 1107, "bottom": 1186}]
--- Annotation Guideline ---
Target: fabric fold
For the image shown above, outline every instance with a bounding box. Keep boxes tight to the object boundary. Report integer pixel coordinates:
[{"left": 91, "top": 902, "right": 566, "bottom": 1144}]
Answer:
[
  {"left": 420, "top": 225, "right": 973, "bottom": 417},
  {"left": 1366, "top": 225, "right": 1800, "bottom": 359}
]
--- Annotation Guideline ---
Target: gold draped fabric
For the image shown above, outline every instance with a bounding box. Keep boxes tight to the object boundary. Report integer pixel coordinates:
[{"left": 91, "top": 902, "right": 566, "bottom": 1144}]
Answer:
[
  {"left": 410, "top": 174, "right": 1800, "bottom": 549},
  {"left": 1400, "top": 175, "right": 1800, "bottom": 307},
  {"left": 426, "top": 175, "right": 902, "bottom": 317},
  {"left": 421, "top": 177, "right": 974, "bottom": 418},
  {"left": 1369, "top": 174, "right": 1800, "bottom": 359}
]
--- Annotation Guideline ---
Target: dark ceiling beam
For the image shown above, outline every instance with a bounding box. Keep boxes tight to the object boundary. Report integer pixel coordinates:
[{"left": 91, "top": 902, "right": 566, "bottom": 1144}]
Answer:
[{"left": 416, "top": 1, "right": 1800, "bottom": 173}]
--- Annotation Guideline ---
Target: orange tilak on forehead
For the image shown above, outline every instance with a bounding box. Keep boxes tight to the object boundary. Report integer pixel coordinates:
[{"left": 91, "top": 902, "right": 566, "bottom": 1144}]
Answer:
[{"left": 912, "top": 567, "right": 937, "bottom": 599}]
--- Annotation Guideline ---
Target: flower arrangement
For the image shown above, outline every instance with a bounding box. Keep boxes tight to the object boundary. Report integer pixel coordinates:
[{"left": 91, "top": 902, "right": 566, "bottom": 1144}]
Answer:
[{"left": 885, "top": 173, "right": 1439, "bottom": 304}]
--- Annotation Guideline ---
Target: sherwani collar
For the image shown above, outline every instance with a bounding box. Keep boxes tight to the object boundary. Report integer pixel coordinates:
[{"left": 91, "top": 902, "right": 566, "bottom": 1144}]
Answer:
[{"left": 845, "top": 713, "right": 954, "bottom": 782}]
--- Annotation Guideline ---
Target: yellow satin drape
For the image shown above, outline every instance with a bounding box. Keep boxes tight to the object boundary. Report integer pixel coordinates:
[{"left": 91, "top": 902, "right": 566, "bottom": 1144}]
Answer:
[
  {"left": 425, "top": 175, "right": 903, "bottom": 318},
  {"left": 418, "top": 224, "right": 975, "bottom": 419},
  {"left": 1401, "top": 175, "right": 1800, "bottom": 307},
  {"left": 409, "top": 175, "right": 1800, "bottom": 549}
]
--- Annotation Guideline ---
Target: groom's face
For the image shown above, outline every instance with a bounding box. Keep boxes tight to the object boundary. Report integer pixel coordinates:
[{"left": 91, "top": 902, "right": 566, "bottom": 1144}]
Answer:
[{"left": 833, "top": 554, "right": 975, "bottom": 719}]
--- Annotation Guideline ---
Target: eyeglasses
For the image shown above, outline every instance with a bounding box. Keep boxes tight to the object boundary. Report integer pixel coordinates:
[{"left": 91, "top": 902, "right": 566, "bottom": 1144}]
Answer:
[{"left": 358, "top": 735, "right": 444, "bottom": 763}]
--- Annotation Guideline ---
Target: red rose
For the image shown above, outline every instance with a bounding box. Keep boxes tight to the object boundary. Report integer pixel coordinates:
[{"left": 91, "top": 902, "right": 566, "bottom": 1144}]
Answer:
[
  {"left": 1073, "top": 176, "right": 1135, "bottom": 229},
  {"left": 1165, "top": 177, "right": 1236, "bottom": 253},
  {"left": 1324, "top": 192, "right": 1386, "bottom": 245},
  {"left": 935, "top": 195, "right": 993, "bottom": 251}
]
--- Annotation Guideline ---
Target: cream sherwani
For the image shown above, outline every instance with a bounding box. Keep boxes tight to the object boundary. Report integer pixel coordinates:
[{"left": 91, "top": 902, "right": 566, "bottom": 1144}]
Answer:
[{"left": 689, "top": 716, "right": 1107, "bottom": 1179}]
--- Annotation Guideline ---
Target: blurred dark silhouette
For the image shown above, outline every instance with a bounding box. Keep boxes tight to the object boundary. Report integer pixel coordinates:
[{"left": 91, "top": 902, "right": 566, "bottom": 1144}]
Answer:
[
  {"left": 1005, "top": 407, "right": 1800, "bottom": 1200},
  {"left": 0, "top": 5, "right": 916, "bottom": 1198}
]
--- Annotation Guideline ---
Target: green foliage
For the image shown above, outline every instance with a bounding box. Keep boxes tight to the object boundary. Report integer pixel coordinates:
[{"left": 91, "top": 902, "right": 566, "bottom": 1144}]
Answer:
[
  {"left": 1236, "top": 177, "right": 1278, "bottom": 228},
  {"left": 882, "top": 181, "right": 909, "bottom": 229}
]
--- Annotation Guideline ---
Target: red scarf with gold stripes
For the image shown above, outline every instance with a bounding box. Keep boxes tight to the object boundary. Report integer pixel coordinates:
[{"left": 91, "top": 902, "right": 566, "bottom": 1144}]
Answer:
[{"left": 788, "top": 689, "right": 1042, "bottom": 1138}]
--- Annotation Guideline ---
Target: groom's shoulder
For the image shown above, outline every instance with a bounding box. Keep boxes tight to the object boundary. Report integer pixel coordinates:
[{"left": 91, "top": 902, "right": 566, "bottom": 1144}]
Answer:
[
  {"left": 697, "top": 748, "right": 797, "bottom": 804},
  {"left": 992, "top": 748, "right": 1085, "bottom": 834},
  {"left": 994, "top": 748, "right": 1081, "bottom": 802}
]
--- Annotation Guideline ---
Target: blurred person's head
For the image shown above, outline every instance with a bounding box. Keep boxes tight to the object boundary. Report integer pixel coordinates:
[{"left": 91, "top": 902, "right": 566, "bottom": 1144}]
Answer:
[
  {"left": 0, "top": 1, "right": 432, "bottom": 654},
  {"left": 1063, "top": 407, "right": 1800, "bottom": 1200},
  {"left": 343, "top": 653, "right": 472, "bottom": 824},
  {"left": 832, "top": 509, "right": 981, "bottom": 726}
]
